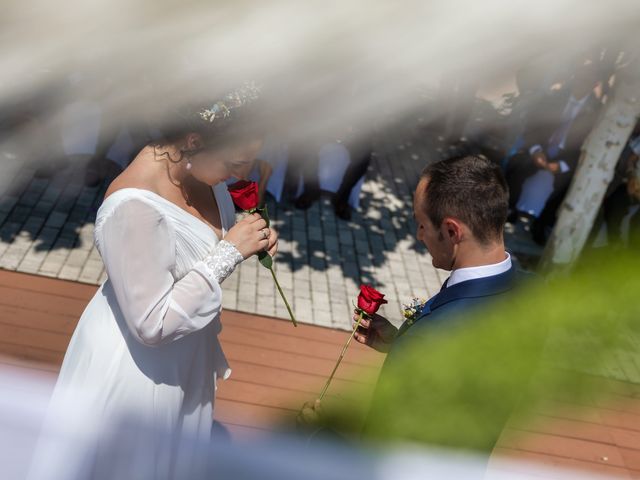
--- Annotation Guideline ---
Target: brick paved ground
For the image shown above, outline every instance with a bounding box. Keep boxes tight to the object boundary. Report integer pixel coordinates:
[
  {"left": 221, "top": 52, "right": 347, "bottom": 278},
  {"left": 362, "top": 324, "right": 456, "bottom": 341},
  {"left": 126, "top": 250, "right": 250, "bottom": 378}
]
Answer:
[{"left": 0, "top": 123, "right": 468, "bottom": 330}]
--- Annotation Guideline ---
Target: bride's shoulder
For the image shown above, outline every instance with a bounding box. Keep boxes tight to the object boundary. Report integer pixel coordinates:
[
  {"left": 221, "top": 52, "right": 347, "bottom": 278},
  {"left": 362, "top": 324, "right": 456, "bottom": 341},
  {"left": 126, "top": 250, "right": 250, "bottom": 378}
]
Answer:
[
  {"left": 93, "top": 189, "right": 174, "bottom": 254},
  {"left": 97, "top": 181, "right": 166, "bottom": 230},
  {"left": 103, "top": 172, "right": 159, "bottom": 201}
]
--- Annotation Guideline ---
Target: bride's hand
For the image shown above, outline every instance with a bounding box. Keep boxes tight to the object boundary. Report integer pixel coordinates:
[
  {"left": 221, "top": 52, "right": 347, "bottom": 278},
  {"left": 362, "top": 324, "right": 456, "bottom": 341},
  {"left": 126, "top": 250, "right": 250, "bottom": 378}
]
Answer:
[
  {"left": 224, "top": 213, "right": 270, "bottom": 259},
  {"left": 266, "top": 227, "right": 279, "bottom": 258}
]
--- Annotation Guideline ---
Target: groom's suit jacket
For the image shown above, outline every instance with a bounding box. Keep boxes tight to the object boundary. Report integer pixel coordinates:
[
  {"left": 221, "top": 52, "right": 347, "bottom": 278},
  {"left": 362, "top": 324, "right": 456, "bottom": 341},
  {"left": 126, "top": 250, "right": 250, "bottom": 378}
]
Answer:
[
  {"left": 405, "top": 264, "right": 517, "bottom": 335},
  {"left": 383, "top": 264, "right": 521, "bottom": 366},
  {"left": 362, "top": 264, "right": 527, "bottom": 455},
  {"left": 363, "top": 265, "right": 524, "bottom": 437}
]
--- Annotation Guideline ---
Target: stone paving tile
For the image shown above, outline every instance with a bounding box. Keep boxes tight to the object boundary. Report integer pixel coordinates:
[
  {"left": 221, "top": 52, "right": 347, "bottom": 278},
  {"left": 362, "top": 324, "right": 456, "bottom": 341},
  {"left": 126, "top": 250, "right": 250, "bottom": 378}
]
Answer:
[{"left": 0, "top": 126, "right": 450, "bottom": 330}]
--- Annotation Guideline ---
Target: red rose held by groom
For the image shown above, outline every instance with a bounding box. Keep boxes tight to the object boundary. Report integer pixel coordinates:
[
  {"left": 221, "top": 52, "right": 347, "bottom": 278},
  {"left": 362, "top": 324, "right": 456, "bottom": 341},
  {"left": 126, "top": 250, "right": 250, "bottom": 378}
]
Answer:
[
  {"left": 357, "top": 285, "right": 388, "bottom": 316},
  {"left": 317, "top": 284, "right": 388, "bottom": 401},
  {"left": 228, "top": 180, "right": 259, "bottom": 211}
]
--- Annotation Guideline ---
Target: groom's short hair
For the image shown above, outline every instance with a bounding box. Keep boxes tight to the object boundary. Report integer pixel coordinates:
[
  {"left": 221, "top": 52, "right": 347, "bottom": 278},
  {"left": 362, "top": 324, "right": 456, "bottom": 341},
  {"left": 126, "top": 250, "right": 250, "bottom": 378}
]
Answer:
[{"left": 419, "top": 155, "right": 508, "bottom": 244}]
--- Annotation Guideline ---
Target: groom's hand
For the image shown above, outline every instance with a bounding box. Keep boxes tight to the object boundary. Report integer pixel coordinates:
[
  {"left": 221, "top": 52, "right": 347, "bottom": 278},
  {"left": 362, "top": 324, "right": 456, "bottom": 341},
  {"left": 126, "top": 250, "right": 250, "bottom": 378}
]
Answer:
[
  {"left": 296, "top": 399, "right": 323, "bottom": 430},
  {"left": 353, "top": 311, "right": 398, "bottom": 353}
]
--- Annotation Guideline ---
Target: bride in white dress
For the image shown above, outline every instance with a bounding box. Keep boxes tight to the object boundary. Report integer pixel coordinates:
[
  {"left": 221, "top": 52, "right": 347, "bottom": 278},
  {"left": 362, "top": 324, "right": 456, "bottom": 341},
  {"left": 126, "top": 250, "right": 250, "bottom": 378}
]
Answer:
[{"left": 34, "top": 89, "right": 277, "bottom": 476}]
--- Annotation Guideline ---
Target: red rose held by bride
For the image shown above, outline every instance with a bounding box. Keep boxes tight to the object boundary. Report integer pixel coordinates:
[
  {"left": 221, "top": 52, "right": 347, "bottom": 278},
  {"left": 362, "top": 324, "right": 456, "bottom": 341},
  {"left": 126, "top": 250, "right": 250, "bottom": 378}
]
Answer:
[
  {"left": 228, "top": 179, "right": 296, "bottom": 327},
  {"left": 357, "top": 285, "right": 388, "bottom": 316},
  {"left": 229, "top": 180, "right": 259, "bottom": 211}
]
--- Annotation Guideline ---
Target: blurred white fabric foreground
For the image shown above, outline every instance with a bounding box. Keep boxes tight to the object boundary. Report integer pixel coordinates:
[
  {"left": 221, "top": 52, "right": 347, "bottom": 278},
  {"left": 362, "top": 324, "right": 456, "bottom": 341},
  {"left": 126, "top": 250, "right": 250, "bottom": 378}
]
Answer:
[{"left": 1, "top": 366, "right": 617, "bottom": 480}]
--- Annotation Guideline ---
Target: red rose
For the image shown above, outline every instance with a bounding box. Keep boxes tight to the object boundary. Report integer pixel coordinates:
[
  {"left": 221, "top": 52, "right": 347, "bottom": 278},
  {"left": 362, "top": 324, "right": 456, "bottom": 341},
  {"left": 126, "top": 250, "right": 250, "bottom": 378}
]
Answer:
[
  {"left": 357, "top": 285, "right": 388, "bottom": 316},
  {"left": 229, "top": 180, "right": 259, "bottom": 211}
]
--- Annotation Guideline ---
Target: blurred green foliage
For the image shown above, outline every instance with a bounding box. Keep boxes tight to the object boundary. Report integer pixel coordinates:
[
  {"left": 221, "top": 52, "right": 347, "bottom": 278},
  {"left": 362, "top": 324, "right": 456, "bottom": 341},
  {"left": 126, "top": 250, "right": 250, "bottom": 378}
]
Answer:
[{"left": 323, "top": 248, "right": 640, "bottom": 452}]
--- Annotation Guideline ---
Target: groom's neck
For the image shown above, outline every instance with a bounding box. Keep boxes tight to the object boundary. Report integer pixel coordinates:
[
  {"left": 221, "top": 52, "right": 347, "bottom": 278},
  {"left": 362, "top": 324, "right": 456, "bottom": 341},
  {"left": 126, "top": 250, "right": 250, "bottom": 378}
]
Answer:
[{"left": 451, "top": 239, "right": 507, "bottom": 271}]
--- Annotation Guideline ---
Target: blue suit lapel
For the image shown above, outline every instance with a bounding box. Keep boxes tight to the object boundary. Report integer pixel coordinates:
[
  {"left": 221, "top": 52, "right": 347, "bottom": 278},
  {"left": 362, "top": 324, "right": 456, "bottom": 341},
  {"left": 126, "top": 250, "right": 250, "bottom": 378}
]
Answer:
[
  {"left": 418, "top": 264, "right": 517, "bottom": 318},
  {"left": 396, "top": 275, "right": 451, "bottom": 336}
]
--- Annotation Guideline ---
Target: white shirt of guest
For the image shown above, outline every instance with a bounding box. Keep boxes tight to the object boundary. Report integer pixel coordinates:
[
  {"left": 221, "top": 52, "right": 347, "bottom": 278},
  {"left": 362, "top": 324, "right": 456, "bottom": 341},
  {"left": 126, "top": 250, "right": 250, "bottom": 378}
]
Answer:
[
  {"left": 445, "top": 252, "right": 512, "bottom": 289},
  {"left": 529, "top": 94, "right": 590, "bottom": 173}
]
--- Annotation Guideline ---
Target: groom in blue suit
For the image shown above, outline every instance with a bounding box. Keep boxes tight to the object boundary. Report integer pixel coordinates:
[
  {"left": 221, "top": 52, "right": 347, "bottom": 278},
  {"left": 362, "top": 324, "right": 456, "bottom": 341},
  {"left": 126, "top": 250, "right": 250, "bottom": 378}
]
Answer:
[
  {"left": 354, "top": 154, "right": 519, "bottom": 353},
  {"left": 298, "top": 155, "right": 523, "bottom": 438}
]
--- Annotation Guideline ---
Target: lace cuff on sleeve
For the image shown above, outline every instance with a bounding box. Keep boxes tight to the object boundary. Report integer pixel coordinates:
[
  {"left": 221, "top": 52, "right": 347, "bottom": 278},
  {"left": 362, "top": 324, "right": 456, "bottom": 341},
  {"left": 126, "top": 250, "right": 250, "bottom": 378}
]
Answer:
[{"left": 193, "top": 240, "right": 244, "bottom": 286}]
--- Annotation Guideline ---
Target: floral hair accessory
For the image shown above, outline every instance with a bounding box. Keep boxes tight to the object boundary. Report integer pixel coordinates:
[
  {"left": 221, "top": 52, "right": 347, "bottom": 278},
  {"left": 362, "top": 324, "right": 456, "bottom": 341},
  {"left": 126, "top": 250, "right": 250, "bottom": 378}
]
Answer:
[{"left": 198, "top": 82, "right": 261, "bottom": 125}]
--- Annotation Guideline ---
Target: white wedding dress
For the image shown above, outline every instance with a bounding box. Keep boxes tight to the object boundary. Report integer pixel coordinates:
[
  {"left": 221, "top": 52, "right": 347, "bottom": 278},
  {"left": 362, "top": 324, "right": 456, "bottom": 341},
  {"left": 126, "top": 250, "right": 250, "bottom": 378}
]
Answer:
[{"left": 36, "top": 184, "right": 244, "bottom": 477}]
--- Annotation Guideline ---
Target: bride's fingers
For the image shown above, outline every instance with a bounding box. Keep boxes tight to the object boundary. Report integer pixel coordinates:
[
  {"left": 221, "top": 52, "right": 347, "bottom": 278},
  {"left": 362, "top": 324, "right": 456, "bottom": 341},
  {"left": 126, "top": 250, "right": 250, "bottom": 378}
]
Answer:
[
  {"left": 252, "top": 219, "right": 267, "bottom": 231},
  {"left": 265, "top": 230, "right": 278, "bottom": 257},
  {"left": 266, "top": 230, "right": 278, "bottom": 249},
  {"left": 258, "top": 238, "right": 270, "bottom": 251},
  {"left": 239, "top": 213, "right": 261, "bottom": 226},
  {"left": 246, "top": 213, "right": 264, "bottom": 223}
]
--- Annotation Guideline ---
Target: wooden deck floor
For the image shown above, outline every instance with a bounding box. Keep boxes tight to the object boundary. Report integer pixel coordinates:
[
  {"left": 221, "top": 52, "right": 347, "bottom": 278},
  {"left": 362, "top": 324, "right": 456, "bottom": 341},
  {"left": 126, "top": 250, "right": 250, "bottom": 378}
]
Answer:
[
  {"left": 3, "top": 269, "right": 640, "bottom": 478},
  {"left": 490, "top": 386, "right": 640, "bottom": 479},
  {"left": 0, "top": 269, "right": 383, "bottom": 439}
]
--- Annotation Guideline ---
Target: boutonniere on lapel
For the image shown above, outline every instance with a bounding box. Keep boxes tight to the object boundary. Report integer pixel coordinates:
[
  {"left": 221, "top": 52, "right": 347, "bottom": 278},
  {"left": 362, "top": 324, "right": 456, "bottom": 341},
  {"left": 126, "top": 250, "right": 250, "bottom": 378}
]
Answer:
[
  {"left": 317, "top": 285, "right": 388, "bottom": 401},
  {"left": 402, "top": 297, "right": 428, "bottom": 328},
  {"left": 228, "top": 180, "right": 297, "bottom": 327}
]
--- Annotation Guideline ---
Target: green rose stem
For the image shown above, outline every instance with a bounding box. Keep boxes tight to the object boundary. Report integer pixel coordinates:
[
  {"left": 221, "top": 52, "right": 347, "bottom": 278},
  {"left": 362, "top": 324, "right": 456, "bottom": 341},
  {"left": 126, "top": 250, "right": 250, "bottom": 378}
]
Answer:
[
  {"left": 250, "top": 205, "right": 298, "bottom": 327},
  {"left": 318, "top": 309, "right": 366, "bottom": 401},
  {"left": 268, "top": 264, "right": 297, "bottom": 327}
]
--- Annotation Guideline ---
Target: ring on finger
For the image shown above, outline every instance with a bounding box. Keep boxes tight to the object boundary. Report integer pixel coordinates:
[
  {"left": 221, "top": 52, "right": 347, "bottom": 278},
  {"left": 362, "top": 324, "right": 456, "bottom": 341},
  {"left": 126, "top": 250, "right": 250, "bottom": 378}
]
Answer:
[{"left": 260, "top": 228, "right": 270, "bottom": 240}]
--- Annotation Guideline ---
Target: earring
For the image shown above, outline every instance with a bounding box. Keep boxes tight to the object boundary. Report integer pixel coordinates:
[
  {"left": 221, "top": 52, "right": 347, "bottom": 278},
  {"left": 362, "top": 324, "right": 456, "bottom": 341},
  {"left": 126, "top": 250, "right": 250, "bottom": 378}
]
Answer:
[{"left": 186, "top": 161, "right": 192, "bottom": 170}]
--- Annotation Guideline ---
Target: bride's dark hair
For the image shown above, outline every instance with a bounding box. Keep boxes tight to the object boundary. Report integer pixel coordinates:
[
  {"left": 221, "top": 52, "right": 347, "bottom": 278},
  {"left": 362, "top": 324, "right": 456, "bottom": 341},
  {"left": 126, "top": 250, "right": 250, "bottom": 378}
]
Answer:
[{"left": 147, "top": 83, "right": 265, "bottom": 164}]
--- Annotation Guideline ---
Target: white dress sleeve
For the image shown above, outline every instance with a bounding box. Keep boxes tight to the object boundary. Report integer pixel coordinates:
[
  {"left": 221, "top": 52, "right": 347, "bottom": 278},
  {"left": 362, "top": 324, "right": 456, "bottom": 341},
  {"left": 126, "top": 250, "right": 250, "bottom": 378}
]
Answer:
[{"left": 99, "top": 198, "right": 243, "bottom": 347}]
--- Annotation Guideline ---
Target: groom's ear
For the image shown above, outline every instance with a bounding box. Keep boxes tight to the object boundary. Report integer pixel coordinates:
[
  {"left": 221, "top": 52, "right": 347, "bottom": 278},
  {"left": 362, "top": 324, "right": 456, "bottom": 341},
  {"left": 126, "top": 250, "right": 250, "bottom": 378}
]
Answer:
[{"left": 442, "top": 217, "right": 464, "bottom": 244}]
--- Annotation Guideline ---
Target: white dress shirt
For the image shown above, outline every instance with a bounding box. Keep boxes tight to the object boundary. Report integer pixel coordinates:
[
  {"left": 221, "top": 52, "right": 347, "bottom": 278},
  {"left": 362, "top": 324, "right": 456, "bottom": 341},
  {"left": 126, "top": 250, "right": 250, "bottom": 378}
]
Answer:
[{"left": 445, "top": 252, "right": 512, "bottom": 289}]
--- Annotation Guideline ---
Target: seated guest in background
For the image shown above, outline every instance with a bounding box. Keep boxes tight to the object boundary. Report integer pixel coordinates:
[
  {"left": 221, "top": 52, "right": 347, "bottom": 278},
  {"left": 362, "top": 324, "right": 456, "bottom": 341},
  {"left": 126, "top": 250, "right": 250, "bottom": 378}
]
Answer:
[
  {"left": 253, "top": 158, "right": 273, "bottom": 205},
  {"left": 84, "top": 124, "right": 149, "bottom": 187},
  {"left": 333, "top": 130, "right": 372, "bottom": 221},
  {"left": 285, "top": 139, "right": 321, "bottom": 209},
  {"left": 287, "top": 130, "right": 372, "bottom": 220},
  {"left": 287, "top": 84, "right": 373, "bottom": 218},
  {"left": 505, "top": 61, "right": 602, "bottom": 244}
]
